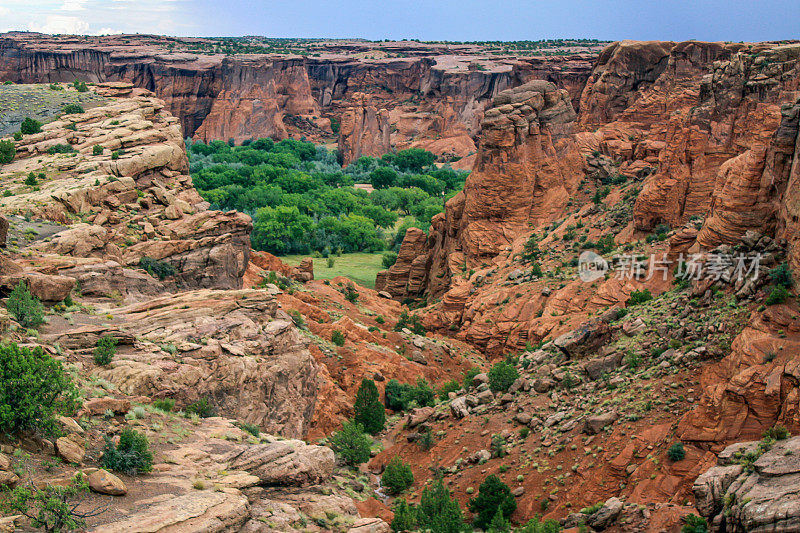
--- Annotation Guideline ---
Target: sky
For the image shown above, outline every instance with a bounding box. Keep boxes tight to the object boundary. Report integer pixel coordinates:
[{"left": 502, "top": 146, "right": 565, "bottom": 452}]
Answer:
[{"left": 0, "top": 0, "right": 798, "bottom": 42}]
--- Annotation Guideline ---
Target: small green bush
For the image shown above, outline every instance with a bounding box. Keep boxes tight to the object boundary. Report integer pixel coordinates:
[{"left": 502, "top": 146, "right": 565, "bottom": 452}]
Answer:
[
  {"left": 627, "top": 289, "right": 653, "bottom": 306},
  {"left": 24, "top": 172, "right": 38, "bottom": 186},
  {"left": 0, "top": 140, "right": 15, "bottom": 164},
  {"left": 47, "top": 144, "right": 76, "bottom": 155},
  {"left": 73, "top": 80, "right": 88, "bottom": 92},
  {"left": 0, "top": 342, "right": 79, "bottom": 435},
  {"left": 385, "top": 378, "right": 435, "bottom": 411},
  {"left": 20, "top": 117, "right": 42, "bottom": 135},
  {"left": 394, "top": 310, "right": 426, "bottom": 335},
  {"left": 1, "top": 475, "right": 96, "bottom": 532},
  {"left": 763, "top": 424, "right": 790, "bottom": 440},
  {"left": 92, "top": 145, "right": 104, "bottom": 155},
  {"left": 238, "top": 422, "right": 260, "bottom": 437},
  {"left": 770, "top": 263, "right": 793, "bottom": 288},
  {"left": 185, "top": 397, "right": 216, "bottom": 418},
  {"left": 101, "top": 428, "right": 153, "bottom": 475},
  {"left": 667, "top": 442, "right": 686, "bottom": 461},
  {"left": 329, "top": 420, "right": 371, "bottom": 466},
  {"left": 6, "top": 282, "right": 45, "bottom": 328},
  {"left": 93, "top": 335, "right": 117, "bottom": 366},
  {"left": 382, "top": 457, "right": 414, "bottom": 495},
  {"left": 331, "top": 329, "right": 345, "bottom": 346},
  {"left": 488, "top": 361, "right": 519, "bottom": 393},
  {"left": 138, "top": 256, "right": 176, "bottom": 280},
  {"left": 62, "top": 103, "right": 84, "bottom": 115},
  {"left": 681, "top": 514, "right": 709, "bottom": 533},
  {"left": 438, "top": 379, "right": 461, "bottom": 401},
  {"left": 382, "top": 251, "right": 398, "bottom": 269},
  {"left": 766, "top": 286, "right": 789, "bottom": 306},
  {"left": 152, "top": 398, "right": 175, "bottom": 412}
]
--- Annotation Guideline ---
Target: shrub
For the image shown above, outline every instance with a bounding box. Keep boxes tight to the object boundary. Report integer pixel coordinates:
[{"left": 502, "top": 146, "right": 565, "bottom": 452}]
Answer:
[
  {"left": 382, "top": 251, "right": 398, "bottom": 269},
  {"left": 62, "top": 103, "right": 84, "bottom": 115},
  {"left": 766, "top": 286, "right": 789, "bottom": 306},
  {"left": 382, "top": 457, "right": 414, "bottom": 495},
  {"left": 438, "top": 379, "right": 461, "bottom": 401},
  {"left": 353, "top": 378, "right": 386, "bottom": 434},
  {"left": 627, "top": 289, "right": 653, "bottom": 306},
  {"left": 770, "top": 263, "right": 793, "bottom": 288},
  {"left": 490, "top": 434, "right": 507, "bottom": 458},
  {"left": 0, "top": 342, "right": 79, "bottom": 435},
  {"left": 331, "top": 329, "right": 345, "bottom": 346},
  {"left": 20, "top": 117, "right": 42, "bottom": 135},
  {"left": 93, "top": 335, "right": 117, "bottom": 366},
  {"left": 468, "top": 475, "right": 516, "bottom": 530},
  {"left": 152, "top": 398, "right": 175, "bottom": 412},
  {"left": 6, "top": 281, "right": 45, "bottom": 328},
  {"left": 329, "top": 420, "right": 371, "bottom": 466},
  {"left": 92, "top": 145, "right": 104, "bottom": 155},
  {"left": 24, "top": 172, "right": 38, "bottom": 186},
  {"left": 394, "top": 310, "right": 426, "bottom": 335},
  {"left": 101, "top": 428, "right": 153, "bottom": 475},
  {"left": 488, "top": 361, "right": 519, "bottom": 393},
  {"left": 73, "top": 80, "right": 88, "bottom": 92},
  {"left": 1, "top": 475, "right": 102, "bottom": 531},
  {"left": 185, "top": 397, "right": 216, "bottom": 418},
  {"left": 391, "top": 498, "right": 418, "bottom": 532},
  {"left": 341, "top": 283, "right": 360, "bottom": 303},
  {"left": 138, "top": 256, "right": 176, "bottom": 280},
  {"left": 681, "top": 514, "right": 709, "bottom": 533},
  {"left": 111, "top": 150, "right": 120, "bottom": 160},
  {"left": 763, "top": 424, "right": 790, "bottom": 440},
  {"left": 47, "top": 144, "right": 76, "bottom": 155},
  {"left": 417, "top": 428, "right": 434, "bottom": 450},
  {"left": 518, "top": 516, "right": 562, "bottom": 533},
  {"left": 667, "top": 442, "right": 686, "bottom": 461},
  {"left": 0, "top": 140, "right": 15, "bottom": 164},
  {"left": 518, "top": 427, "right": 530, "bottom": 439},
  {"left": 417, "top": 478, "right": 465, "bottom": 533},
  {"left": 462, "top": 367, "right": 481, "bottom": 390},
  {"left": 238, "top": 422, "right": 260, "bottom": 437},
  {"left": 488, "top": 509, "right": 511, "bottom": 533}
]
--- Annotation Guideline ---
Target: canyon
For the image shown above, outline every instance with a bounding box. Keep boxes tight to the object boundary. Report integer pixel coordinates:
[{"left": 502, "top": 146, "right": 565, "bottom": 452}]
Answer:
[{"left": 0, "top": 34, "right": 800, "bottom": 533}]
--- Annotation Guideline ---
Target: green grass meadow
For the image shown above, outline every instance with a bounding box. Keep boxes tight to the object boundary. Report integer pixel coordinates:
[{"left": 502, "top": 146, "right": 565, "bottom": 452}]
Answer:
[{"left": 282, "top": 253, "right": 386, "bottom": 288}]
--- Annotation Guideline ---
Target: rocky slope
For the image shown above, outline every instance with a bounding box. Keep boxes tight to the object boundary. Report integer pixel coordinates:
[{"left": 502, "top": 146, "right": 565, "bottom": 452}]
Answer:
[
  {"left": 373, "top": 39, "right": 800, "bottom": 530},
  {"left": 0, "top": 32, "right": 600, "bottom": 164}
]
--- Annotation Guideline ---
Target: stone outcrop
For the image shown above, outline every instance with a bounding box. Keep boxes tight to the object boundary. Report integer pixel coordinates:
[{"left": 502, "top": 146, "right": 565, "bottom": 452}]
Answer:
[
  {"left": 338, "top": 93, "right": 391, "bottom": 165},
  {"left": 46, "top": 289, "right": 319, "bottom": 439},
  {"left": 227, "top": 439, "right": 335, "bottom": 486},
  {"left": 694, "top": 436, "right": 800, "bottom": 532},
  {"left": 0, "top": 93, "right": 251, "bottom": 290}
]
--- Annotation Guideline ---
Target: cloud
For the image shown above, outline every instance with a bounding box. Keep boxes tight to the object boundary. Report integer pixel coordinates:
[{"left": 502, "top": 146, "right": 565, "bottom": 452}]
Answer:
[{"left": 60, "top": 0, "right": 86, "bottom": 11}]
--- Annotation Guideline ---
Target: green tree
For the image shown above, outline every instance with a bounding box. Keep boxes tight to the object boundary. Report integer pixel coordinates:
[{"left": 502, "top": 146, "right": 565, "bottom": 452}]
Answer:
[
  {"left": 370, "top": 166, "right": 398, "bottom": 189},
  {"left": 488, "top": 509, "right": 511, "bottom": 533},
  {"left": 417, "top": 478, "right": 466, "bottom": 533},
  {"left": 488, "top": 361, "right": 519, "bottom": 393},
  {"left": 770, "top": 263, "right": 793, "bottom": 288},
  {"left": 93, "top": 335, "right": 117, "bottom": 366},
  {"left": 395, "top": 148, "right": 436, "bottom": 172},
  {"left": 101, "top": 428, "right": 153, "bottom": 475},
  {"left": 252, "top": 205, "right": 314, "bottom": 254},
  {"left": 381, "top": 457, "right": 414, "bottom": 495},
  {"left": 468, "top": 475, "right": 516, "bottom": 530},
  {"left": 0, "top": 342, "right": 79, "bottom": 435},
  {"left": 20, "top": 117, "right": 42, "bottom": 135},
  {"left": 391, "top": 498, "right": 417, "bottom": 532},
  {"left": 353, "top": 378, "right": 386, "bottom": 434},
  {"left": 1, "top": 475, "right": 105, "bottom": 532},
  {"left": 382, "top": 251, "right": 398, "bottom": 269},
  {"left": 6, "top": 282, "right": 45, "bottom": 329},
  {"left": 328, "top": 420, "right": 371, "bottom": 466},
  {"left": 0, "top": 140, "right": 15, "bottom": 164}
]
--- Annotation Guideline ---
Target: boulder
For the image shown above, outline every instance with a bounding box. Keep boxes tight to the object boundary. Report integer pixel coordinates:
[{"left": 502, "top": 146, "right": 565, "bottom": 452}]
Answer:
[
  {"left": 450, "top": 397, "right": 471, "bottom": 419},
  {"left": 55, "top": 436, "right": 85, "bottom": 464},
  {"left": 583, "top": 412, "right": 619, "bottom": 435},
  {"left": 405, "top": 406, "right": 434, "bottom": 429},
  {"left": 553, "top": 317, "right": 611, "bottom": 359},
  {"left": 348, "top": 517, "right": 391, "bottom": 533},
  {"left": 587, "top": 497, "right": 624, "bottom": 529},
  {"left": 0, "top": 272, "right": 75, "bottom": 302},
  {"left": 82, "top": 397, "right": 131, "bottom": 416},
  {"left": 87, "top": 469, "right": 127, "bottom": 496},
  {"left": 296, "top": 257, "right": 314, "bottom": 282},
  {"left": 228, "top": 439, "right": 335, "bottom": 486}
]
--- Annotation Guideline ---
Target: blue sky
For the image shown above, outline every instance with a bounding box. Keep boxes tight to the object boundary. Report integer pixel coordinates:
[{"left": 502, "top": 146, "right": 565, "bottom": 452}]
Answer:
[{"left": 1, "top": 0, "right": 797, "bottom": 41}]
